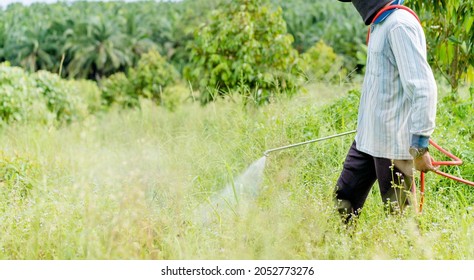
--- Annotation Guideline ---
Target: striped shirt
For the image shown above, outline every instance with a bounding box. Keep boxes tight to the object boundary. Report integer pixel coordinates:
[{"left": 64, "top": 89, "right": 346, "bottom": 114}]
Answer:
[{"left": 355, "top": 8, "right": 437, "bottom": 160}]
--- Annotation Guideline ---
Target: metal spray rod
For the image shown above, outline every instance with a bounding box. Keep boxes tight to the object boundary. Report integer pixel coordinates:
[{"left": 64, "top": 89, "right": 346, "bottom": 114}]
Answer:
[{"left": 263, "top": 130, "right": 356, "bottom": 156}]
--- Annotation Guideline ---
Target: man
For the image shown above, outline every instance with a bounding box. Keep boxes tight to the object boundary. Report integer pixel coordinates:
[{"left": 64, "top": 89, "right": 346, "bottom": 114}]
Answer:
[{"left": 335, "top": 0, "right": 438, "bottom": 222}]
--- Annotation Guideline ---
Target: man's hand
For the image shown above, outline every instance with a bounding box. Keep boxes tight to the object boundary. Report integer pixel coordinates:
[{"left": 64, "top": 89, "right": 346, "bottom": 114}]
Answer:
[{"left": 413, "top": 152, "right": 437, "bottom": 173}]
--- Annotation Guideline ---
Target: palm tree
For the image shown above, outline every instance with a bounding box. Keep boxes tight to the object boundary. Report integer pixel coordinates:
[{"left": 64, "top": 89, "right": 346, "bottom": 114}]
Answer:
[
  {"left": 64, "top": 17, "right": 131, "bottom": 80},
  {"left": 0, "top": 19, "right": 5, "bottom": 62},
  {"left": 3, "top": 24, "right": 58, "bottom": 72},
  {"left": 122, "top": 12, "right": 158, "bottom": 66}
]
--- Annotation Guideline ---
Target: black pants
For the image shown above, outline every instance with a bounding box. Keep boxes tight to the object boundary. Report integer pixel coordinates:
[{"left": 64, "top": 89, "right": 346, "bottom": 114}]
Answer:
[{"left": 335, "top": 141, "right": 413, "bottom": 220}]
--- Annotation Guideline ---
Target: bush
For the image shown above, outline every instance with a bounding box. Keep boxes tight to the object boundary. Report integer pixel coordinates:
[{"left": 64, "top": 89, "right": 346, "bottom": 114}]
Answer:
[
  {"left": 0, "top": 64, "right": 42, "bottom": 123},
  {"left": 0, "top": 153, "right": 38, "bottom": 201},
  {"left": 0, "top": 63, "right": 96, "bottom": 125},
  {"left": 299, "top": 41, "right": 347, "bottom": 83},
  {"left": 184, "top": 0, "right": 300, "bottom": 105},
  {"left": 129, "top": 50, "right": 180, "bottom": 102},
  {"left": 100, "top": 72, "right": 136, "bottom": 108},
  {"left": 34, "top": 71, "right": 88, "bottom": 124},
  {"left": 161, "top": 82, "right": 193, "bottom": 111},
  {"left": 100, "top": 50, "right": 180, "bottom": 110},
  {"left": 67, "top": 79, "right": 103, "bottom": 114}
]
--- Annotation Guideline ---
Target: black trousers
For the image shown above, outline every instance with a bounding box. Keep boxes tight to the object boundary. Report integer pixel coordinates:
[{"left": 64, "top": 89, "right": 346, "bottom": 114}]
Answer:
[{"left": 335, "top": 141, "right": 414, "bottom": 219}]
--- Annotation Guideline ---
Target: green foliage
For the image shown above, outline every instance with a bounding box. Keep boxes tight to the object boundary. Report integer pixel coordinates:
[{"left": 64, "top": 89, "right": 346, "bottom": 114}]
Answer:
[
  {"left": 0, "top": 0, "right": 225, "bottom": 80},
  {"left": 184, "top": 0, "right": 300, "bottom": 105},
  {"left": 64, "top": 17, "right": 132, "bottom": 79},
  {"left": 156, "top": 0, "right": 223, "bottom": 72},
  {"left": 0, "top": 153, "right": 38, "bottom": 201},
  {"left": 67, "top": 79, "right": 103, "bottom": 115},
  {"left": 0, "top": 63, "right": 96, "bottom": 125},
  {"left": 0, "top": 63, "right": 44, "bottom": 123},
  {"left": 100, "top": 72, "right": 136, "bottom": 108},
  {"left": 161, "top": 83, "right": 193, "bottom": 112},
  {"left": 432, "top": 93, "right": 474, "bottom": 187},
  {"left": 129, "top": 50, "right": 180, "bottom": 103},
  {"left": 299, "top": 41, "right": 347, "bottom": 83},
  {"left": 272, "top": 0, "right": 365, "bottom": 71},
  {"left": 100, "top": 50, "right": 180, "bottom": 110},
  {"left": 33, "top": 71, "right": 87, "bottom": 124},
  {"left": 0, "top": 82, "right": 473, "bottom": 259},
  {"left": 408, "top": 0, "right": 474, "bottom": 93},
  {"left": 0, "top": 0, "right": 470, "bottom": 91}
]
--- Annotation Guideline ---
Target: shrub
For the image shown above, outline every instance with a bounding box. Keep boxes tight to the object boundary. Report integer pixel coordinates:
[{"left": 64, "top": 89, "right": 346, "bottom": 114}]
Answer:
[
  {"left": 67, "top": 79, "right": 103, "bottom": 114},
  {"left": 299, "top": 41, "right": 347, "bottom": 83},
  {"left": 0, "top": 63, "right": 96, "bottom": 125},
  {"left": 100, "top": 50, "right": 180, "bottom": 109},
  {"left": 0, "top": 153, "right": 39, "bottom": 201},
  {"left": 100, "top": 72, "right": 136, "bottom": 108},
  {"left": 0, "top": 63, "right": 46, "bottom": 124},
  {"left": 33, "top": 71, "right": 88, "bottom": 124},
  {"left": 184, "top": 0, "right": 300, "bottom": 105},
  {"left": 161, "top": 82, "right": 193, "bottom": 112},
  {"left": 129, "top": 50, "right": 180, "bottom": 102}
]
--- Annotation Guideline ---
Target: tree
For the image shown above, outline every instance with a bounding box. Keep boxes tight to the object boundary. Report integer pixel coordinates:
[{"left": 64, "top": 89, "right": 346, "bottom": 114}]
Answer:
[
  {"left": 100, "top": 50, "right": 180, "bottom": 109},
  {"left": 409, "top": 0, "right": 473, "bottom": 93},
  {"left": 64, "top": 17, "right": 131, "bottom": 80},
  {"left": 272, "top": 0, "right": 364, "bottom": 72},
  {"left": 185, "top": 0, "right": 300, "bottom": 105},
  {"left": 121, "top": 12, "right": 157, "bottom": 66},
  {"left": 3, "top": 24, "right": 57, "bottom": 72}
]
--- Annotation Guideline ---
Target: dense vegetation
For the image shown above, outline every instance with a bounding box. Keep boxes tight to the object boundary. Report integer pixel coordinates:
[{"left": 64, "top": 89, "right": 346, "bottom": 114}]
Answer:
[
  {"left": 0, "top": 0, "right": 360, "bottom": 77},
  {"left": 1, "top": 83, "right": 473, "bottom": 259},
  {"left": 0, "top": 0, "right": 472, "bottom": 260},
  {"left": 0, "top": 0, "right": 471, "bottom": 103},
  {"left": 411, "top": 0, "right": 473, "bottom": 93}
]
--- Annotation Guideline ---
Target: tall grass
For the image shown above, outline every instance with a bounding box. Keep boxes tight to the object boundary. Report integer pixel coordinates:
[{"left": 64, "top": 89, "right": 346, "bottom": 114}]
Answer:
[{"left": 0, "top": 83, "right": 473, "bottom": 259}]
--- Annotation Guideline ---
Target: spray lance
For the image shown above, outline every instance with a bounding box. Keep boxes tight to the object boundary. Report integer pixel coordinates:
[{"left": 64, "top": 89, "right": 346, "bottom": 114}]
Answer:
[{"left": 263, "top": 130, "right": 357, "bottom": 157}]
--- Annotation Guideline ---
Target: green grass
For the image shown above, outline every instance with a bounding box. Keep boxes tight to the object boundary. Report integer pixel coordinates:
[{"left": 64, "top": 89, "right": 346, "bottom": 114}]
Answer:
[{"left": 0, "top": 82, "right": 473, "bottom": 259}]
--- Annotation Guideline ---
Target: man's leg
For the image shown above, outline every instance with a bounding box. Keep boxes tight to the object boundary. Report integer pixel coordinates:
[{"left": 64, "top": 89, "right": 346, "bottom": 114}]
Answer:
[
  {"left": 335, "top": 141, "right": 377, "bottom": 222},
  {"left": 374, "top": 158, "right": 414, "bottom": 214}
]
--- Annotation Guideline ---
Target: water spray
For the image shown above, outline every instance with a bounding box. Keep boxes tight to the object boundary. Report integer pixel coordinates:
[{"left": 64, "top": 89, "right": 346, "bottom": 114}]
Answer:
[
  {"left": 263, "top": 130, "right": 357, "bottom": 157},
  {"left": 197, "top": 130, "right": 357, "bottom": 223}
]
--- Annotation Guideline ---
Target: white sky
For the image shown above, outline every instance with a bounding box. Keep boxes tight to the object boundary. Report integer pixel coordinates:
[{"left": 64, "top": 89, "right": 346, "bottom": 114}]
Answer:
[
  {"left": 2, "top": 0, "right": 59, "bottom": 5},
  {"left": 0, "top": 0, "right": 171, "bottom": 7}
]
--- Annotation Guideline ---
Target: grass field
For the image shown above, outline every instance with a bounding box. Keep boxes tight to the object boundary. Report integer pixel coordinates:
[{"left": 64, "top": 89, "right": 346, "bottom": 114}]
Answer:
[{"left": 0, "top": 82, "right": 473, "bottom": 260}]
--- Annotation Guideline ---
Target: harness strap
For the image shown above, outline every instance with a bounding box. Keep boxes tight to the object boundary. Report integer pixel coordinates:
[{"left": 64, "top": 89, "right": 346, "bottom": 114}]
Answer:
[{"left": 366, "top": 4, "right": 420, "bottom": 45}]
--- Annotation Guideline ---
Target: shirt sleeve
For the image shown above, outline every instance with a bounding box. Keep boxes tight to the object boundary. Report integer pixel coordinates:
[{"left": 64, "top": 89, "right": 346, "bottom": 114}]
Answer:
[{"left": 388, "top": 21, "right": 437, "bottom": 139}]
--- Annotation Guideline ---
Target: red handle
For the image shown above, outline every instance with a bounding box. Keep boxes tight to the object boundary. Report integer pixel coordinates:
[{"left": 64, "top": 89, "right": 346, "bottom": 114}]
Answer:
[
  {"left": 433, "top": 170, "right": 474, "bottom": 187},
  {"left": 419, "top": 172, "right": 425, "bottom": 213},
  {"left": 417, "top": 139, "right": 474, "bottom": 213},
  {"left": 429, "top": 139, "right": 474, "bottom": 186}
]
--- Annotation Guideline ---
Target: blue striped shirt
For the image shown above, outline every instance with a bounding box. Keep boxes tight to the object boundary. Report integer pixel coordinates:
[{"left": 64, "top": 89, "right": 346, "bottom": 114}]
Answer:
[{"left": 355, "top": 8, "right": 437, "bottom": 160}]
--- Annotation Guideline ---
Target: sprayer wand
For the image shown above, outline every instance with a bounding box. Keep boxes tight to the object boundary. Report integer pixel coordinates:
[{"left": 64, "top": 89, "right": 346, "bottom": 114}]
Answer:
[{"left": 263, "top": 130, "right": 357, "bottom": 157}]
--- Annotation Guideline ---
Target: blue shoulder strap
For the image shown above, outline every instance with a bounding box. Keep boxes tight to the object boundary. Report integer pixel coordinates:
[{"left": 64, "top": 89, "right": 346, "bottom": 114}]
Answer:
[{"left": 373, "top": 0, "right": 405, "bottom": 24}]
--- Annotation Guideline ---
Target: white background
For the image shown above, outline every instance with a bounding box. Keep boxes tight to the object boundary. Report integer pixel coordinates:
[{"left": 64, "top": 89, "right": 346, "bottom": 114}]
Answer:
[
  {"left": 0, "top": 0, "right": 173, "bottom": 8},
  {"left": 0, "top": 260, "right": 472, "bottom": 280}
]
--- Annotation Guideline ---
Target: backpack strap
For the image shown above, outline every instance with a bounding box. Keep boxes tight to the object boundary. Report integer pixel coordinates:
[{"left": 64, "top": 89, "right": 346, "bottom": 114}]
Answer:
[{"left": 366, "top": 5, "right": 420, "bottom": 44}]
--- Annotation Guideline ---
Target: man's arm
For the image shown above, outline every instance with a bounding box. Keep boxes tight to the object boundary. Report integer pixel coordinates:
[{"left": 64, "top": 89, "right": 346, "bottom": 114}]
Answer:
[{"left": 388, "top": 15, "right": 437, "bottom": 171}]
